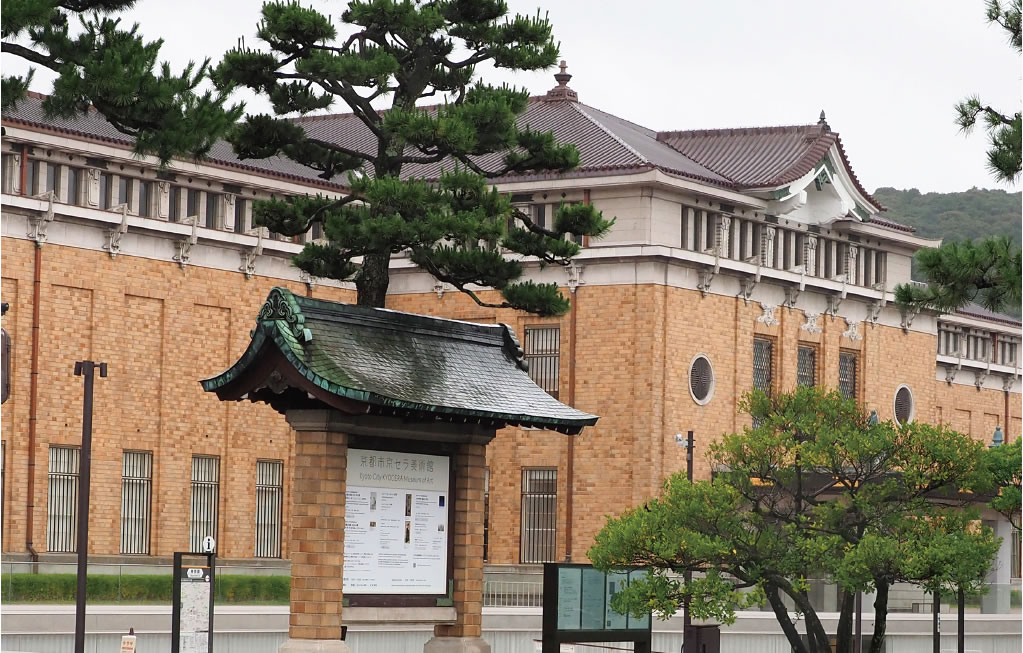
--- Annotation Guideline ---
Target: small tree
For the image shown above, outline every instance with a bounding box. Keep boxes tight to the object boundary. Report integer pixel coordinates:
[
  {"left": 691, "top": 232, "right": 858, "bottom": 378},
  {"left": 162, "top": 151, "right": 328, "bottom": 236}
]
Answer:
[
  {"left": 955, "top": 0, "right": 1022, "bottom": 183},
  {"left": 894, "top": 236, "right": 1022, "bottom": 314},
  {"left": 2, "top": 0, "right": 242, "bottom": 162},
  {"left": 213, "top": 0, "right": 612, "bottom": 315},
  {"left": 986, "top": 436, "right": 1022, "bottom": 530},
  {"left": 589, "top": 387, "right": 1001, "bottom": 653}
]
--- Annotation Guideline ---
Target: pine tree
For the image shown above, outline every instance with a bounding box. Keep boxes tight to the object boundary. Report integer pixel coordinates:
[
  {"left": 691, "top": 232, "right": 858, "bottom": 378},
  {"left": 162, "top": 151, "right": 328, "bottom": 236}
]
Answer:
[
  {"left": 955, "top": 0, "right": 1022, "bottom": 183},
  {"left": 213, "top": 0, "right": 613, "bottom": 315},
  {"left": 895, "top": 236, "right": 1022, "bottom": 314},
  {"left": 2, "top": 0, "right": 242, "bottom": 162}
]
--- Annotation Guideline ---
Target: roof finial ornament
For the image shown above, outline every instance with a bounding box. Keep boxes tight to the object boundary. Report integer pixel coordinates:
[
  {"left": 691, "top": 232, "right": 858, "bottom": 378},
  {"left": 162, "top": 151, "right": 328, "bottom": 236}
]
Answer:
[
  {"left": 545, "top": 59, "right": 578, "bottom": 103},
  {"left": 819, "top": 110, "right": 826, "bottom": 123}
]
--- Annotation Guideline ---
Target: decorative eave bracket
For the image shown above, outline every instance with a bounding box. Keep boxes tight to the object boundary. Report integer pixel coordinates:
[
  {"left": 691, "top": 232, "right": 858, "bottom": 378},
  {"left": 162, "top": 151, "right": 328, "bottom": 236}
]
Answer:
[
  {"left": 697, "top": 268, "right": 715, "bottom": 297},
  {"left": 173, "top": 215, "right": 200, "bottom": 268},
  {"left": 900, "top": 306, "right": 921, "bottom": 333},
  {"left": 783, "top": 286, "right": 800, "bottom": 309},
  {"left": 103, "top": 204, "right": 129, "bottom": 258},
  {"left": 975, "top": 363, "right": 991, "bottom": 391},
  {"left": 567, "top": 261, "right": 585, "bottom": 294},
  {"left": 27, "top": 191, "right": 56, "bottom": 247},
  {"left": 240, "top": 227, "right": 267, "bottom": 280},
  {"left": 867, "top": 282, "right": 887, "bottom": 325}
]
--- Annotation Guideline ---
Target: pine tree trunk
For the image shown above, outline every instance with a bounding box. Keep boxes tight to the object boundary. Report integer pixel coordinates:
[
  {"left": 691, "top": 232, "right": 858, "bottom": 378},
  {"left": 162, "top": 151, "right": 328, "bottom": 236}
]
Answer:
[
  {"left": 356, "top": 251, "right": 391, "bottom": 307},
  {"left": 868, "top": 581, "right": 890, "bottom": 653}
]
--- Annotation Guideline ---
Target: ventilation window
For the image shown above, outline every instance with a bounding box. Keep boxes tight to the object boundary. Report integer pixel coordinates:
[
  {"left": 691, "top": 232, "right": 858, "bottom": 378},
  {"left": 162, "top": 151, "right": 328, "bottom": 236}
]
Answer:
[
  {"left": 894, "top": 385, "right": 914, "bottom": 425},
  {"left": 689, "top": 355, "right": 715, "bottom": 405}
]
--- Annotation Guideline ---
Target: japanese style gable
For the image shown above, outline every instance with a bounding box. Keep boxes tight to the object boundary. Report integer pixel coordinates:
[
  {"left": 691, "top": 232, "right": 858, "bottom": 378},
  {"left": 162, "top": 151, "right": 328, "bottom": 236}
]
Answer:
[
  {"left": 658, "top": 113, "right": 892, "bottom": 229},
  {"left": 200, "top": 288, "right": 598, "bottom": 435}
]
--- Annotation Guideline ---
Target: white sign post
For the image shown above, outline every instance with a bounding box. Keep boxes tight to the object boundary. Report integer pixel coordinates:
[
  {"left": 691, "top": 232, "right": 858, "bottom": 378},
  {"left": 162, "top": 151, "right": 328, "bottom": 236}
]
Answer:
[{"left": 343, "top": 448, "right": 450, "bottom": 595}]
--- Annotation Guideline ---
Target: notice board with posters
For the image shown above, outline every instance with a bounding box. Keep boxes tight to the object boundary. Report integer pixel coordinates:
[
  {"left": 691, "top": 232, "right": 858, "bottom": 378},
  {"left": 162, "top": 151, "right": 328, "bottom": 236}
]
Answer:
[{"left": 343, "top": 448, "right": 450, "bottom": 595}]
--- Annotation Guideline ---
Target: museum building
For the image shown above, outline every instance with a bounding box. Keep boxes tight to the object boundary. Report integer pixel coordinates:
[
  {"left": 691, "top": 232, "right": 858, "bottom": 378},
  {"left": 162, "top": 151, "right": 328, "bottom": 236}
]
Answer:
[{"left": 1, "top": 68, "right": 1020, "bottom": 585}]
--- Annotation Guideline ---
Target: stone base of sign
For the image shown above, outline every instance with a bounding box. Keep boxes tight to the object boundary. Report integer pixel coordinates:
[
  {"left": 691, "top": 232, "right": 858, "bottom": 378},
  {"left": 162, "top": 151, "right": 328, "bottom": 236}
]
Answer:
[
  {"left": 423, "top": 636, "right": 492, "bottom": 653},
  {"left": 279, "top": 639, "right": 352, "bottom": 653}
]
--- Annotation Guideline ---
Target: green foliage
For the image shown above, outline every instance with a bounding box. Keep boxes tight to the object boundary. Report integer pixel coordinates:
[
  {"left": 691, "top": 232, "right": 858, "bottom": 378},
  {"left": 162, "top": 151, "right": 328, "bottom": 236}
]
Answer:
[
  {"left": 1, "top": 0, "right": 242, "bottom": 163},
  {"left": 955, "top": 0, "right": 1022, "bottom": 183},
  {"left": 986, "top": 437, "right": 1022, "bottom": 530},
  {"left": 894, "top": 236, "right": 1022, "bottom": 314},
  {"left": 214, "top": 0, "right": 613, "bottom": 314},
  {"left": 589, "top": 387, "right": 1005, "bottom": 653},
  {"left": 5, "top": 573, "right": 290, "bottom": 604}
]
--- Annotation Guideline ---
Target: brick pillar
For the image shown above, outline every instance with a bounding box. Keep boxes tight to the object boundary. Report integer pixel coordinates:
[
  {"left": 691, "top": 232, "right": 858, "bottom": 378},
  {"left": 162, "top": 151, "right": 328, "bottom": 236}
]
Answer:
[
  {"left": 425, "top": 442, "right": 490, "bottom": 653},
  {"left": 280, "top": 429, "right": 350, "bottom": 653}
]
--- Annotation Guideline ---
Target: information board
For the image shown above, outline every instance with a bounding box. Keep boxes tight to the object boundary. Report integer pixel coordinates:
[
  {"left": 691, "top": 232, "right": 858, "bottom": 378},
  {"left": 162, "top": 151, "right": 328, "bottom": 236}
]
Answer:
[
  {"left": 542, "top": 563, "right": 651, "bottom": 653},
  {"left": 179, "top": 566, "right": 212, "bottom": 653},
  {"left": 343, "top": 448, "right": 450, "bottom": 594}
]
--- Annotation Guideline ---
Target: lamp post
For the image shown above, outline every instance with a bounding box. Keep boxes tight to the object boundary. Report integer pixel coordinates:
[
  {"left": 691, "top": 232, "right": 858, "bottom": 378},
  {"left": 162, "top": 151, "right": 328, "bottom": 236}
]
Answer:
[
  {"left": 682, "top": 430, "right": 694, "bottom": 653},
  {"left": 73, "top": 360, "right": 107, "bottom": 653}
]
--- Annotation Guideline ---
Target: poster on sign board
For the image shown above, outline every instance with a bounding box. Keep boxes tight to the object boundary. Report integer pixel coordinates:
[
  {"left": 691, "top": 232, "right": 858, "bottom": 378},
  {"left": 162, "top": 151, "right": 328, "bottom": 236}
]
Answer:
[{"left": 343, "top": 449, "right": 450, "bottom": 594}]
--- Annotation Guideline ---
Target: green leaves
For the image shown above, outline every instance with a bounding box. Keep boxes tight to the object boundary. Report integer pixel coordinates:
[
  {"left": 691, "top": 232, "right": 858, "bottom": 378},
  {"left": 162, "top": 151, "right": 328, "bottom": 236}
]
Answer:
[
  {"left": 3, "top": 1, "right": 242, "bottom": 163},
  {"left": 894, "top": 236, "right": 1022, "bottom": 314},
  {"left": 590, "top": 387, "right": 1010, "bottom": 653}
]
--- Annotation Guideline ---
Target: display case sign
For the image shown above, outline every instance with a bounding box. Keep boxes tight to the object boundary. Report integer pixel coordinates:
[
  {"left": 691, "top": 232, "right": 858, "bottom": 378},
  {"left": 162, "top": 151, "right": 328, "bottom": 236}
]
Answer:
[
  {"left": 171, "top": 552, "right": 215, "bottom": 653},
  {"left": 343, "top": 448, "right": 450, "bottom": 594}
]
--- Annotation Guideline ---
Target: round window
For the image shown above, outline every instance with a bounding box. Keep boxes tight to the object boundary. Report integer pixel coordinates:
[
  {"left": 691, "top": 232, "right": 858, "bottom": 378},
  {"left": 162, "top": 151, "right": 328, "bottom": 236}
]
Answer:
[
  {"left": 689, "top": 355, "right": 715, "bottom": 405},
  {"left": 894, "top": 385, "right": 914, "bottom": 425}
]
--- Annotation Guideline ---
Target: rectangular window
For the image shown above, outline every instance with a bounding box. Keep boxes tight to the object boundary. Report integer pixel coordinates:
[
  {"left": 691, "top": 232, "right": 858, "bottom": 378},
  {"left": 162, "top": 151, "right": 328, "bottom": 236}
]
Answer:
[
  {"left": 25, "top": 159, "right": 40, "bottom": 196},
  {"left": 66, "top": 167, "right": 83, "bottom": 206},
  {"left": 47, "top": 446, "right": 80, "bottom": 552},
  {"left": 1001, "top": 340, "right": 1018, "bottom": 366},
  {"left": 838, "top": 351, "right": 858, "bottom": 400},
  {"left": 99, "top": 173, "right": 112, "bottom": 209},
  {"left": 46, "top": 162, "right": 60, "bottom": 196},
  {"left": 254, "top": 460, "right": 284, "bottom": 558},
  {"left": 118, "top": 176, "right": 133, "bottom": 210},
  {"left": 753, "top": 337, "right": 773, "bottom": 395},
  {"left": 524, "top": 326, "right": 560, "bottom": 399},
  {"left": 520, "top": 468, "right": 557, "bottom": 564},
  {"left": 532, "top": 203, "right": 546, "bottom": 230},
  {"left": 205, "top": 193, "right": 221, "bottom": 229},
  {"left": 1, "top": 153, "right": 15, "bottom": 193},
  {"left": 190, "top": 455, "right": 220, "bottom": 552},
  {"left": 186, "top": 189, "right": 200, "bottom": 220},
  {"left": 797, "top": 345, "right": 817, "bottom": 387},
  {"left": 483, "top": 467, "right": 490, "bottom": 563},
  {"left": 138, "top": 181, "right": 153, "bottom": 218},
  {"left": 234, "top": 197, "right": 248, "bottom": 233},
  {"left": 169, "top": 186, "right": 181, "bottom": 222},
  {"left": 1012, "top": 530, "right": 1021, "bottom": 579},
  {"left": 121, "top": 451, "right": 152, "bottom": 554}
]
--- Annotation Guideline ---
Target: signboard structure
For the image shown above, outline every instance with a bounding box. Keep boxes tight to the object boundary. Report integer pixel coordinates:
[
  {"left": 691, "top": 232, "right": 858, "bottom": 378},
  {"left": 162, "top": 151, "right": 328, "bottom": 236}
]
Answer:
[
  {"left": 172, "top": 550, "right": 216, "bottom": 653},
  {"left": 542, "top": 563, "right": 652, "bottom": 653}
]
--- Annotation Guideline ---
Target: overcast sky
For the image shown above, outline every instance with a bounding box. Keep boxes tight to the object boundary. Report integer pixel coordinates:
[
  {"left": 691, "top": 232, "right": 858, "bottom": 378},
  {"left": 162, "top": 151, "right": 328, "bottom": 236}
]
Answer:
[{"left": 4, "top": 0, "right": 1020, "bottom": 193}]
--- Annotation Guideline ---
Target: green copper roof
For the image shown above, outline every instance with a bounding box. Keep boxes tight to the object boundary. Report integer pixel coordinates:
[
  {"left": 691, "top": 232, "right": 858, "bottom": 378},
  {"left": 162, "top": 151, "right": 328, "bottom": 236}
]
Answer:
[{"left": 200, "top": 288, "right": 597, "bottom": 434}]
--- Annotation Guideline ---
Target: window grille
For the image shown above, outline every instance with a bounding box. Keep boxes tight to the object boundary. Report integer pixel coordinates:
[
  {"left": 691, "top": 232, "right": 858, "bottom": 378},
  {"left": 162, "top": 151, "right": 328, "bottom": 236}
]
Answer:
[
  {"left": 190, "top": 455, "right": 220, "bottom": 552},
  {"left": 47, "top": 446, "right": 80, "bottom": 552},
  {"left": 254, "top": 460, "right": 284, "bottom": 558},
  {"left": 894, "top": 386, "right": 914, "bottom": 426},
  {"left": 483, "top": 467, "right": 490, "bottom": 563},
  {"left": 520, "top": 468, "right": 557, "bottom": 564},
  {"left": 121, "top": 451, "right": 152, "bottom": 554},
  {"left": 838, "top": 352, "right": 858, "bottom": 400},
  {"left": 689, "top": 355, "right": 714, "bottom": 404},
  {"left": 752, "top": 338, "right": 774, "bottom": 427},
  {"left": 524, "top": 326, "right": 560, "bottom": 399},
  {"left": 797, "top": 345, "right": 817, "bottom": 387}
]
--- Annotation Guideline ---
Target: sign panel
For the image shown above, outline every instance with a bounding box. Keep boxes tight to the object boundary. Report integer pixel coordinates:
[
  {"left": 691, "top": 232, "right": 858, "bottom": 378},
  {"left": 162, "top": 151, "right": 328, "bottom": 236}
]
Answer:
[
  {"left": 119, "top": 635, "right": 137, "bottom": 653},
  {"left": 550, "top": 564, "right": 650, "bottom": 632},
  {"left": 343, "top": 449, "right": 450, "bottom": 594},
  {"left": 179, "top": 566, "right": 211, "bottom": 653}
]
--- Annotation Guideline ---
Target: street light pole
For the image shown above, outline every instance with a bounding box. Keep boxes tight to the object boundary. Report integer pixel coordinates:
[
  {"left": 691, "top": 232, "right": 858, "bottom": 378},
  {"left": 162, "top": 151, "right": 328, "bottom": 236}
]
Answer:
[
  {"left": 73, "top": 360, "right": 106, "bottom": 653},
  {"left": 682, "top": 430, "right": 694, "bottom": 653}
]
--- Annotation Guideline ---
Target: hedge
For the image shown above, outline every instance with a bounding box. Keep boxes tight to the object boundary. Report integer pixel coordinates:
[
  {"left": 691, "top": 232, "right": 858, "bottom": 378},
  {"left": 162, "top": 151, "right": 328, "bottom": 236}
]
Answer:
[{"left": 4, "top": 574, "right": 289, "bottom": 604}]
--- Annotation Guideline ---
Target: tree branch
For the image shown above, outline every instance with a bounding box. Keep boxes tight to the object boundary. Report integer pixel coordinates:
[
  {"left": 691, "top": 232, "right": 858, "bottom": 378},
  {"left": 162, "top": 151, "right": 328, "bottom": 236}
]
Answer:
[{"left": 1, "top": 41, "right": 59, "bottom": 70}]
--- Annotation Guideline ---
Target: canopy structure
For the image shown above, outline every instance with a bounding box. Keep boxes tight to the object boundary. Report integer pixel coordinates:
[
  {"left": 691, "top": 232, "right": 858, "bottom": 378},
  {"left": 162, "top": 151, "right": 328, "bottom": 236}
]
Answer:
[{"left": 201, "top": 287, "right": 597, "bottom": 435}]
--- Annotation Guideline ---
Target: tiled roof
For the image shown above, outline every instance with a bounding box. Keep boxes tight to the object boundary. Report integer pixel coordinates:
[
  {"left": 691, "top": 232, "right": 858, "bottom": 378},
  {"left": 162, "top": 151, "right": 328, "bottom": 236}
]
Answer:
[
  {"left": 2, "top": 92, "right": 346, "bottom": 190},
  {"left": 866, "top": 214, "right": 916, "bottom": 233},
  {"left": 656, "top": 118, "right": 883, "bottom": 210},
  {"left": 954, "top": 302, "right": 1022, "bottom": 327},
  {"left": 201, "top": 288, "right": 598, "bottom": 434}
]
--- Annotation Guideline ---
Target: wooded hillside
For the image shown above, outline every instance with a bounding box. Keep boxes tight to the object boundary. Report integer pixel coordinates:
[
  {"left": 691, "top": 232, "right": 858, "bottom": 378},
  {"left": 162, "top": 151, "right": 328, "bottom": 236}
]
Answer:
[{"left": 873, "top": 187, "right": 1021, "bottom": 244}]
